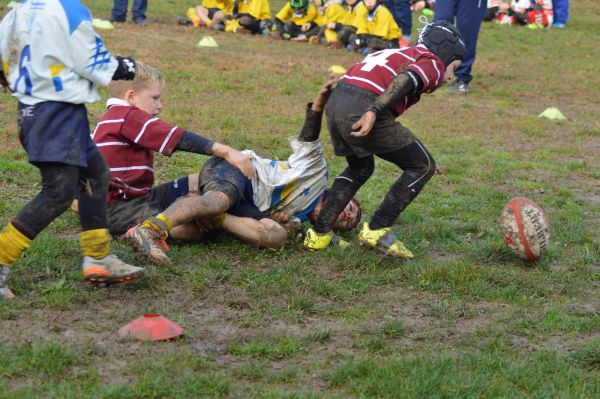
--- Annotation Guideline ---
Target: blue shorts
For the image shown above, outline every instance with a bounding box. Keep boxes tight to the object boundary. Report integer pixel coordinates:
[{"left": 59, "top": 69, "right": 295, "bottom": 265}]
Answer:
[
  {"left": 18, "top": 101, "right": 97, "bottom": 167},
  {"left": 199, "top": 156, "right": 266, "bottom": 220}
]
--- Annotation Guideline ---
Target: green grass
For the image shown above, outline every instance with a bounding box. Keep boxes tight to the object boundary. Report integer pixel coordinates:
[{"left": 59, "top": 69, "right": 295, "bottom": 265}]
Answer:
[{"left": 0, "top": 0, "right": 599, "bottom": 397}]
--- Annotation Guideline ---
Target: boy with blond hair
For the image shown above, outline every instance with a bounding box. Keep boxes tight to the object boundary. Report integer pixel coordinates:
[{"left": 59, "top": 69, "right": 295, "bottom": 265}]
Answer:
[{"left": 91, "top": 61, "right": 253, "bottom": 248}]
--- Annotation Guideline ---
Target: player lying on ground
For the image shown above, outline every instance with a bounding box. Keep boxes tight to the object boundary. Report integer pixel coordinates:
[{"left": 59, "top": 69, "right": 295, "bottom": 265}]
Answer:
[
  {"left": 0, "top": 0, "right": 144, "bottom": 299},
  {"left": 84, "top": 61, "right": 253, "bottom": 245},
  {"left": 304, "top": 21, "right": 465, "bottom": 259},
  {"left": 124, "top": 78, "right": 361, "bottom": 263}
]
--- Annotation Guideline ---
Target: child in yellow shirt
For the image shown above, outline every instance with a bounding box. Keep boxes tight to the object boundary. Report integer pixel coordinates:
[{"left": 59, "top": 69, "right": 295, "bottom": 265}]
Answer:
[
  {"left": 273, "top": 0, "right": 319, "bottom": 40},
  {"left": 348, "top": 0, "right": 401, "bottom": 54}
]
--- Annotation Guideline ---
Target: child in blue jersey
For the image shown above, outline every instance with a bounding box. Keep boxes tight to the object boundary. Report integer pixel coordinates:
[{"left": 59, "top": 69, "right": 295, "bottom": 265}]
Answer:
[{"left": 0, "top": 0, "right": 145, "bottom": 299}]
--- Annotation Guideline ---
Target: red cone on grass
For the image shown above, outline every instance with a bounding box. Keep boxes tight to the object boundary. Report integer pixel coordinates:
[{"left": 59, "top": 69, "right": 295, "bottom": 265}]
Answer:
[{"left": 118, "top": 314, "right": 183, "bottom": 341}]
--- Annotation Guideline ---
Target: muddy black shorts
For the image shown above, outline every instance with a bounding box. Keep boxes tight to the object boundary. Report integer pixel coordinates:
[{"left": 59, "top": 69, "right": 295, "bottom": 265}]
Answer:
[
  {"left": 325, "top": 81, "right": 416, "bottom": 158},
  {"left": 107, "top": 176, "right": 190, "bottom": 236}
]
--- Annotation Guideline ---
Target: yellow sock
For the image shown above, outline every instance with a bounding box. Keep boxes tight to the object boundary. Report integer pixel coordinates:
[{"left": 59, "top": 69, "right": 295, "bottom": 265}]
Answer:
[
  {"left": 80, "top": 228, "right": 111, "bottom": 259},
  {"left": 212, "top": 213, "right": 226, "bottom": 228},
  {"left": 141, "top": 213, "right": 173, "bottom": 239},
  {"left": 0, "top": 223, "right": 32, "bottom": 266}
]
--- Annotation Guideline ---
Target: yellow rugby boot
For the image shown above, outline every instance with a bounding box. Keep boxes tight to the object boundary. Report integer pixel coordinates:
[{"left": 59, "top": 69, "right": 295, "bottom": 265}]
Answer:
[
  {"left": 303, "top": 228, "right": 333, "bottom": 251},
  {"left": 303, "top": 228, "right": 349, "bottom": 251},
  {"left": 357, "top": 222, "right": 414, "bottom": 259}
]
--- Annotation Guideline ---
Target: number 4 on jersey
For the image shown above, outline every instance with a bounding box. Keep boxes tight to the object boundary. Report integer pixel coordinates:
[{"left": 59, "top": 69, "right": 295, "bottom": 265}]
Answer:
[{"left": 360, "top": 49, "right": 403, "bottom": 72}]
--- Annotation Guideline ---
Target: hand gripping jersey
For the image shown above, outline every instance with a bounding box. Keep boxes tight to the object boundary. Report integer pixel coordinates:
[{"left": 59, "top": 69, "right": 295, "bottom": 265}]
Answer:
[
  {"left": 0, "top": 0, "right": 119, "bottom": 105},
  {"left": 341, "top": 46, "right": 445, "bottom": 116},
  {"left": 243, "top": 138, "right": 327, "bottom": 222}
]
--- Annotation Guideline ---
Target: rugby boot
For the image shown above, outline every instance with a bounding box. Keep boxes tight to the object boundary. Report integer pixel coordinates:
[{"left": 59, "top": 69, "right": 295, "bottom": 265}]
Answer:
[
  {"left": 357, "top": 222, "right": 414, "bottom": 259},
  {"left": 82, "top": 254, "right": 144, "bottom": 285},
  {"left": 123, "top": 224, "right": 170, "bottom": 264},
  {"left": 0, "top": 265, "right": 15, "bottom": 300},
  {"left": 303, "top": 228, "right": 349, "bottom": 250}
]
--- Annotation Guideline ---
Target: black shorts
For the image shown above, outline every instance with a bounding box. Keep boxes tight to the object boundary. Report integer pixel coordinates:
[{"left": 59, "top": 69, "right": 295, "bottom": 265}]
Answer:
[
  {"left": 107, "top": 176, "right": 190, "bottom": 236},
  {"left": 325, "top": 81, "right": 416, "bottom": 158},
  {"left": 199, "top": 156, "right": 267, "bottom": 220}
]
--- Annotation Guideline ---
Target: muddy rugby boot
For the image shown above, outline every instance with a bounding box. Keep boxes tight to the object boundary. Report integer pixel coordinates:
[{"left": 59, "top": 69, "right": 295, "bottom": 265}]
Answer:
[
  {"left": 123, "top": 224, "right": 170, "bottom": 264},
  {"left": 82, "top": 254, "right": 144, "bottom": 285},
  {"left": 357, "top": 222, "right": 414, "bottom": 259}
]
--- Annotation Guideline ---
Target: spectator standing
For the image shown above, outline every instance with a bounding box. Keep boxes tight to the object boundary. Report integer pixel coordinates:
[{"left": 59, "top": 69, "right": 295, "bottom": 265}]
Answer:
[
  {"left": 551, "top": 0, "right": 568, "bottom": 28},
  {"left": 111, "top": 0, "right": 148, "bottom": 25},
  {"left": 434, "top": 0, "right": 486, "bottom": 94},
  {"left": 383, "top": 0, "right": 412, "bottom": 46}
]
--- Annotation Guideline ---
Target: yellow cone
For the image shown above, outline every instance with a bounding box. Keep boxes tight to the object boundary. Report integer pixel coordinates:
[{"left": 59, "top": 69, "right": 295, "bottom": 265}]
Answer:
[
  {"left": 328, "top": 65, "right": 346, "bottom": 75},
  {"left": 197, "top": 36, "right": 219, "bottom": 48},
  {"left": 92, "top": 18, "right": 115, "bottom": 30},
  {"left": 538, "top": 107, "right": 567, "bottom": 120}
]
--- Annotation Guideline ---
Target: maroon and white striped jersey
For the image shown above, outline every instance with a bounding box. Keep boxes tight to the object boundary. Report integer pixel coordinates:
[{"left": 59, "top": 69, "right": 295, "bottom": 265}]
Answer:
[
  {"left": 92, "top": 99, "right": 185, "bottom": 203},
  {"left": 340, "top": 45, "right": 445, "bottom": 116}
]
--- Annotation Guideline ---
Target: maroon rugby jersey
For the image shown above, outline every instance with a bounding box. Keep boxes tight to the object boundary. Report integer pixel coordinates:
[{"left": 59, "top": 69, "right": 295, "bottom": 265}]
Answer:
[
  {"left": 340, "top": 45, "right": 445, "bottom": 116},
  {"left": 92, "top": 99, "right": 185, "bottom": 203}
]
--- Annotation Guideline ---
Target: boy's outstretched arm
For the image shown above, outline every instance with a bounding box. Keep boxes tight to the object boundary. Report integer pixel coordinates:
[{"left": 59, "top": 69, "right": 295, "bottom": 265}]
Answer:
[
  {"left": 298, "top": 77, "right": 338, "bottom": 142},
  {"left": 351, "top": 71, "right": 422, "bottom": 137},
  {"left": 175, "top": 132, "right": 254, "bottom": 179}
]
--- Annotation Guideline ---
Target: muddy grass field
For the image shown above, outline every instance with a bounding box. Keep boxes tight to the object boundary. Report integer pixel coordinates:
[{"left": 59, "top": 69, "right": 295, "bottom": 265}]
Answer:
[{"left": 0, "top": 1, "right": 599, "bottom": 397}]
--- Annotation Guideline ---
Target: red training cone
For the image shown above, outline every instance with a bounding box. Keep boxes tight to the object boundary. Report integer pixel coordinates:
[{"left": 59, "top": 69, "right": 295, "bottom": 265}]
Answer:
[{"left": 118, "top": 314, "right": 183, "bottom": 341}]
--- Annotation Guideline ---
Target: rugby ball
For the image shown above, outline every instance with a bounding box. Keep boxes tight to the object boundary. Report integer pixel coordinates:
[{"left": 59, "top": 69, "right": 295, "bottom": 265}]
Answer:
[{"left": 499, "top": 197, "right": 550, "bottom": 261}]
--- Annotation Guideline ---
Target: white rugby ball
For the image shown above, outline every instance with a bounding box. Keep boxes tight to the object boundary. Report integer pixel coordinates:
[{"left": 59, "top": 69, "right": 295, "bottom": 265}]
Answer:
[{"left": 499, "top": 197, "right": 550, "bottom": 261}]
